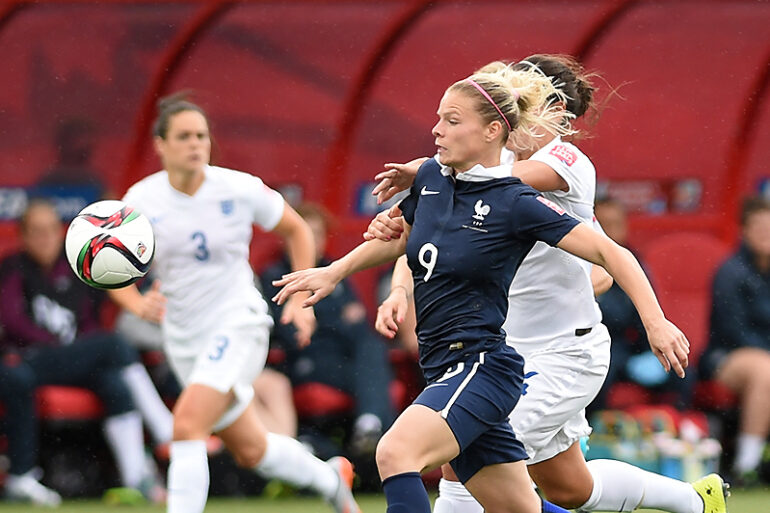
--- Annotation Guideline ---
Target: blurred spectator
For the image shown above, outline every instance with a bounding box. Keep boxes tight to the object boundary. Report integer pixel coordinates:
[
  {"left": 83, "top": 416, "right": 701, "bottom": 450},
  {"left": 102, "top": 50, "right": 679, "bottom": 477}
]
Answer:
[
  {"left": 260, "top": 203, "right": 394, "bottom": 462},
  {"left": 591, "top": 197, "right": 694, "bottom": 412},
  {"left": 115, "top": 277, "right": 183, "bottom": 401},
  {"left": 700, "top": 196, "right": 770, "bottom": 484},
  {"left": 0, "top": 200, "right": 168, "bottom": 505},
  {"left": 34, "top": 117, "right": 111, "bottom": 220}
]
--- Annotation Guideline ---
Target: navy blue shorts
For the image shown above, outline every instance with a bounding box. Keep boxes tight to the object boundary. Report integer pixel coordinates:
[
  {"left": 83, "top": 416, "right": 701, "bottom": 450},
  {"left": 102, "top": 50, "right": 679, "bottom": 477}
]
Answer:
[{"left": 413, "top": 344, "right": 528, "bottom": 483}]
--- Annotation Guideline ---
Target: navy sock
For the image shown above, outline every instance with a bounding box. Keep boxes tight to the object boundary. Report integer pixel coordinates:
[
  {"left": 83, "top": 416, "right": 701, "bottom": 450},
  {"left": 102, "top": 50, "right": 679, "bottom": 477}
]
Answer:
[
  {"left": 542, "top": 497, "right": 571, "bottom": 513},
  {"left": 382, "top": 472, "right": 431, "bottom": 513}
]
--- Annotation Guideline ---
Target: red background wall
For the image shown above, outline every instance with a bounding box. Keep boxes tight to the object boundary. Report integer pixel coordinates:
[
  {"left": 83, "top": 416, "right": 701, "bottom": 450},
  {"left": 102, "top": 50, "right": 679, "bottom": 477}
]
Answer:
[{"left": 0, "top": 0, "right": 768, "bottom": 334}]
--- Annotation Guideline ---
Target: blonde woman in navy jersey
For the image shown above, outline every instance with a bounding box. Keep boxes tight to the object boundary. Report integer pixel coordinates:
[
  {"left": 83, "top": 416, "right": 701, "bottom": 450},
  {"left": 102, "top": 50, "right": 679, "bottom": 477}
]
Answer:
[
  {"left": 273, "top": 68, "right": 688, "bottom": 513},
  {"left": 369, "top": 55, "right": 727, "bottom": 513}
]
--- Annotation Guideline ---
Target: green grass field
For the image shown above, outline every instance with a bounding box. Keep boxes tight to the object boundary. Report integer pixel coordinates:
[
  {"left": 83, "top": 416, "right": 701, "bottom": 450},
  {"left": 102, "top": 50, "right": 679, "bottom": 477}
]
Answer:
[{"left": 0, "top": 489, "right": 767, "bottom": 512}]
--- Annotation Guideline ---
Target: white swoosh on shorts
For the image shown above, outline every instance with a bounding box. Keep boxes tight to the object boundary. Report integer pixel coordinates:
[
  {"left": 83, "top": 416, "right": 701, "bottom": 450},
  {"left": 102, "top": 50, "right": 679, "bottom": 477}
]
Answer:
[{"left": 424, "top": 382, "right": 449, "bottom": 390}]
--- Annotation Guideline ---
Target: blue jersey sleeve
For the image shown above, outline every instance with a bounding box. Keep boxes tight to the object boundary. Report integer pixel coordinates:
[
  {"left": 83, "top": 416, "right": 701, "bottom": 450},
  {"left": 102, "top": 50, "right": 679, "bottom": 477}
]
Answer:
[
  {"left": 399, "top": 159, "right": 439, "bottom": 226},
  {"left": 399, "top": 185, "right": 418, "bottom": 226},
  {"left": 509, "top": 189, "right": 580, "bottom": 246}
]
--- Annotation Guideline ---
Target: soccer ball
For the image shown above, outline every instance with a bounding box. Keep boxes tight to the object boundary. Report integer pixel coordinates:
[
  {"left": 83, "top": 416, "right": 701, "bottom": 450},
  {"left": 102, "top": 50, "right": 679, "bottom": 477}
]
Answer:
[{"left": 65, "top": 200, "right": 155, "bottom": 289}]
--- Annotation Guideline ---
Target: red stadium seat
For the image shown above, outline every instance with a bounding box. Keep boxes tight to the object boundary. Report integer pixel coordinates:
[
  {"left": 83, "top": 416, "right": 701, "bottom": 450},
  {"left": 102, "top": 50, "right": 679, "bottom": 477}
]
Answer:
[
  {"left": 0, "top": 386, "right": 105, "bottom": 421},
  {"left": 606, "top": 382, "right": 653, "bottom": 411},
  {"left": 292, "top": 383, "right": 354, "bottom": 419},
  {"left": 641, "top": 232, "right": 731, "bottom": 363},
  {"left": 35, "top": 386, "right": 104, "bottom": 420},
  {"left": 637, "top": 232, "right": 735, "bottom": 413},
  {"left": 693, "top": 380, "right": 737, "bottom": 411}
]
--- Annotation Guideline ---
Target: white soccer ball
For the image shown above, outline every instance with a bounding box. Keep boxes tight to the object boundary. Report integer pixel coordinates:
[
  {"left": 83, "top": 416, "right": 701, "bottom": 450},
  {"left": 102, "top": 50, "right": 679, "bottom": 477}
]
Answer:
[{"left": 65, "top": 200, "right": 155, "bottom": 289}]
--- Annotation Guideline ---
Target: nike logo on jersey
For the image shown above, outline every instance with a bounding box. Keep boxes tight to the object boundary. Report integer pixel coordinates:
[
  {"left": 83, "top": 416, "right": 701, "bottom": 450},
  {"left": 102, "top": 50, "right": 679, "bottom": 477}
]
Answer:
[{"left": 421, "top": 186, "right": 440, "bottom": 196}]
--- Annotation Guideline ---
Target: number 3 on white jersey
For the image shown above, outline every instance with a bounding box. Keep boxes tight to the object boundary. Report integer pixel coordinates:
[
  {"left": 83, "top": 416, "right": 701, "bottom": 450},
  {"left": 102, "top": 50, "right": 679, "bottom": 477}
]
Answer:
[{"left": 418, "top": 243, "right": 438, "bottom": 282}]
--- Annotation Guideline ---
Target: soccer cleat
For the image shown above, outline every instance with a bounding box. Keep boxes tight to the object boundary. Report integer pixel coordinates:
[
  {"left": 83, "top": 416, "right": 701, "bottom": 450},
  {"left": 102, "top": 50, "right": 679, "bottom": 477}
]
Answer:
[
  {"left": 326, "top": 456, "right": 361, "bottom": 513},
  {"left": 4, "top": 471, "right": 62, "bottom": 507},
  {"left": 692, "top": 473, "right": 730, "bottom": 513},
  {"left": 102, "top": 486, "right": 147, "bottom": 506}
]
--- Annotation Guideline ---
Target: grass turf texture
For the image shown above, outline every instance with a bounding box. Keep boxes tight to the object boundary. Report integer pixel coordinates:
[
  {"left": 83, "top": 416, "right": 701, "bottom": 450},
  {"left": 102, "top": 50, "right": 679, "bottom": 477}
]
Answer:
[{"left": 0, "top": 489, "right": 768, "bottom": 512}]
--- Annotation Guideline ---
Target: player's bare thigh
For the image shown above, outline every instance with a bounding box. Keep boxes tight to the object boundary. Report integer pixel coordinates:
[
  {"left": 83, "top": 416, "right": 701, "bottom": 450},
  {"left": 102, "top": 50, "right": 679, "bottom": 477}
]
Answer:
[
  {"left": 441, "top": 440, "right": 593, "bottom": 509},
  {"left": 376, "top": 404, "right": 459, "bottom": 480},
  {"left": 464, "top": 460, "right": 541, "bottom": 513},
  {"left": 217, "top": 399, "right": 270, "bottom": 468},
  {"left": 173, "top": 383, "right": 233, "bottom": 440}
]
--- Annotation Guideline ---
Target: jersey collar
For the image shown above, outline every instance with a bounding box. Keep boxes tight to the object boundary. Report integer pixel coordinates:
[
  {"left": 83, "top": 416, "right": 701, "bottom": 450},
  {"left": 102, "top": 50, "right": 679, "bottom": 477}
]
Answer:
[{"left": 433, "top": 155, "right": 512, "bottom": 182}]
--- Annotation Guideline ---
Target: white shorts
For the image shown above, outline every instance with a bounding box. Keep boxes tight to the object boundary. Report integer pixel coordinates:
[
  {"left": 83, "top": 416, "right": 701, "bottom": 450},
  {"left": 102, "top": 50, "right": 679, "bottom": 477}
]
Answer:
[
  {"left": 509, "top": 323, "right": 610, "bottom": 465},
  {"left": 165, "top": 317, "right": 270, "bottom": 432}
]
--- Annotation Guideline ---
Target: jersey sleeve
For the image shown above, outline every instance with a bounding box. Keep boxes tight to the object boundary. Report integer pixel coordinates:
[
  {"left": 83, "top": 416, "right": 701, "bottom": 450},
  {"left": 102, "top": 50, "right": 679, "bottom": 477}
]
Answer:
[
  {"left": 122, "top": 183, "right": 150, "bottom": 217},
  {"left": 399, "top": 159, "right": 438, "bottom": 226},
  {"left": 398, "top": 185, "right": 419, "bottom": 226},
  {"left": 241, "top": 174, "right": 286, "bottom": 231},
  {"left": 530, "top": 141, "right": 592, "bottom": 200},
  {"left": 508, "top": 189, "right": 581, "bottom": 246}
]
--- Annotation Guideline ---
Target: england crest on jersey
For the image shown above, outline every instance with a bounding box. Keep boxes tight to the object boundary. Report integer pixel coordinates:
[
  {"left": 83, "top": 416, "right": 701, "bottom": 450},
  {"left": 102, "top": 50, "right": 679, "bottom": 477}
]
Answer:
[{"left": 221, "top": 200, "right": 234, "bottom": 215}]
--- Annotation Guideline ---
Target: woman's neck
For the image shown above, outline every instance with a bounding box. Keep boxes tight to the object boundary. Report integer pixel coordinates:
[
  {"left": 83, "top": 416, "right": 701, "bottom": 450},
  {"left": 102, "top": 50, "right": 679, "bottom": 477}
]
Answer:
[
  {"left": 167, "top": 167, "right": 205, "bottom": 196},
  {"left": 455, "top": 148, "right": 502, "bottom": 174}
]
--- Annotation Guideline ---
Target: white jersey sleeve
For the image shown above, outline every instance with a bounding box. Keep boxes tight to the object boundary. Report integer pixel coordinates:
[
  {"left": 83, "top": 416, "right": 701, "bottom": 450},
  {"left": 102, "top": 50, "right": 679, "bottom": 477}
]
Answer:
[
  {"left": 122, "top": 179, "right": 154, "bottom": 219},
  {"left": 529, "top": 137, "right": 595, "bottom": 207},
  {"left": 229, "top": 171, "right": 285, "bottom": 231}
]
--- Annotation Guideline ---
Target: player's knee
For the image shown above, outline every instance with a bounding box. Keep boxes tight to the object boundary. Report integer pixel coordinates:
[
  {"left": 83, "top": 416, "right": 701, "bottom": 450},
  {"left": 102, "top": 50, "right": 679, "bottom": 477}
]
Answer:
[
  {"left": 230, "top": 443, "right": 266, "bottom": 468},
  {"left": 375, "top": 431, "right": 407, "bottom": 475},
  {"left": 172, "top": 414, "right": 209, "bottom": 441}
]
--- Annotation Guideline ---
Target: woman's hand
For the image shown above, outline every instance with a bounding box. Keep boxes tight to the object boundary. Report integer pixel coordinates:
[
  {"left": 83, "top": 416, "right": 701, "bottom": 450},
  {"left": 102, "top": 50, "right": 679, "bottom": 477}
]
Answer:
[
  {"left": 363, "top": 206, "right": 405, "bottom": 242},
  {"left": 375, "top": 286, "right": 410, "bottom": 339},
  {"left": 272, "top": 265, "right": 342, "bottom": 308},
  {"left": 644, "top": 318, "right": 690, "bottom": 378},
  {"left": 280, "top": 295, "right": 316, "bottom": 347},
  {"left": 136, "top": 280, "right": 166, "bottom": 324},
  {"left": 371, "top": 157, "right": 427, "bottom": 204}
]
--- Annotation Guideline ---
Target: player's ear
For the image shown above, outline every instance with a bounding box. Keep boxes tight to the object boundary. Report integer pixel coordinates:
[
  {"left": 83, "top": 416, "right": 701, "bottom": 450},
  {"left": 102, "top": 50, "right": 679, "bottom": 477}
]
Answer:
[
  {"left": 485, "top": 120, "right": 503, "bottom": 143},
  {"left": 153, "top": 136, "right": 165, "bottom": 156}
]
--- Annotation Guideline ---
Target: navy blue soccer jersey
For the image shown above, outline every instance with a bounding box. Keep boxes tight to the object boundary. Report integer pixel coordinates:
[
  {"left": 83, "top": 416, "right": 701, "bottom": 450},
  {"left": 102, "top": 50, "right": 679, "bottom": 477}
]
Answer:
[{"left": 399, "top": 157, "right": 580, "bottom": 381}]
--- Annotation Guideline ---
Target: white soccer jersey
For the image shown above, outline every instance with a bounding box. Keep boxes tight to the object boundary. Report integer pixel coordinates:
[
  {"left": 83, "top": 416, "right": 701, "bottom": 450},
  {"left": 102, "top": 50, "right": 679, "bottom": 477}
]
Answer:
[
  {"left": 504, "top": 137, "right": 603, "bottom": 353},
  {"left": 123, "top": 165, "right": 284, "bottom": 356}
]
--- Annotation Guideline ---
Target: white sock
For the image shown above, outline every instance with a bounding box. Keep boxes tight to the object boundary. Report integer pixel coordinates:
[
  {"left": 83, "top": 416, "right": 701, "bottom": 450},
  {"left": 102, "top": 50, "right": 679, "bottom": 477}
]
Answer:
[
  {"left": 734, "top": 433, "right": 765, "bottom": 473},
  {"left": 254, "top": 432, "right": 338, "bottom": 498},
  {"left": 433, "top": 478, "right": 483, "bottom": 513},
  {"left": 167, "top": 440, "right": 209, "bottom": 513},
  {"left": 103, "top": 411, "right": 146, "bottom": 488},
  {"left": 122, "top": 363, "right": 174, "bottom": 444},
  {"left": 580, "top": 459, "right": 702, "bottom": 513}
]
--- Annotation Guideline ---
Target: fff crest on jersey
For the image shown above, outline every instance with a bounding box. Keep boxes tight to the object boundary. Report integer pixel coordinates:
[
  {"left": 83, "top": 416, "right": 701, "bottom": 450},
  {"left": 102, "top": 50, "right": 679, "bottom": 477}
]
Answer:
[
  {"left": 472, "top": 199, "right": 491, "bottom": 224},
  {"left": 221, "top": 200, "right": 234, "bottom": 215},
  {"left": 462, "top": 199, "right": 491, "bottom": 232}
]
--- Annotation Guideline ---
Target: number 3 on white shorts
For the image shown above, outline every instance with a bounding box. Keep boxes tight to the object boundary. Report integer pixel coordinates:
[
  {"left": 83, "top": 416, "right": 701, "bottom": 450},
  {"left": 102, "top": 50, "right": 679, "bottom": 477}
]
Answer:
[
  {"left": 208, "top": 335, "right": 229, "bottom": 361},
  {"left": 418, "top": 243, "right": 438, "bottom": 282}
]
